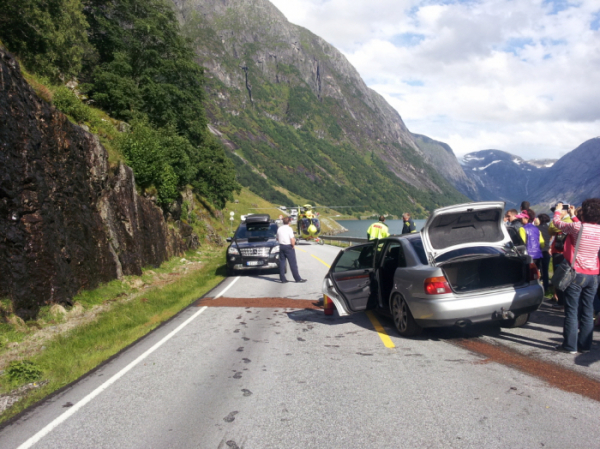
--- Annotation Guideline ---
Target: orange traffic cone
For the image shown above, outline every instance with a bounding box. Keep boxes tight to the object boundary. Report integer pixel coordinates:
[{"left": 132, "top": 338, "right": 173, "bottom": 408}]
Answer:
[{"left": 323, "top": 295, "right": 334, "bottom": 316}]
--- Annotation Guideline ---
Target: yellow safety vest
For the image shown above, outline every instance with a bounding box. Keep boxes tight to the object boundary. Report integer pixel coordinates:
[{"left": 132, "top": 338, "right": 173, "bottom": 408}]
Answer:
[{"left": 367, "top": 222, "right": 390, "bottom": 240}]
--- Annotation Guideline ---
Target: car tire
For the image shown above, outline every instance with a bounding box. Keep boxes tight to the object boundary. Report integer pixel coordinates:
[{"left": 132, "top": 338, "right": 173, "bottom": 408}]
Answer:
[
  {"left": 227, "top": 266, "right": 235, "bottom": 277},
  {"left": 501, "top": 313, "right": 530, "bottom": 328},
  {"left": 391, "top": 294, "right": 422, "bottom": 337}
]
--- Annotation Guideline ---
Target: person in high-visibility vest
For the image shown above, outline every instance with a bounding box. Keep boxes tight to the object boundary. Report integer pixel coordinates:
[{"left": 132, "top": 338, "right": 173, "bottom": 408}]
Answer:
[{"left": 367, "top": 216, "right": 390, "bottom": 240}]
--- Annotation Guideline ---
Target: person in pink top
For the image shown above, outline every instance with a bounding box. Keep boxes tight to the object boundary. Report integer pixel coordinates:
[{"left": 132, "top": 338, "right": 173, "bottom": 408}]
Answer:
[{"left": 552, "top": 199, "right": 600, "bottom": 353}]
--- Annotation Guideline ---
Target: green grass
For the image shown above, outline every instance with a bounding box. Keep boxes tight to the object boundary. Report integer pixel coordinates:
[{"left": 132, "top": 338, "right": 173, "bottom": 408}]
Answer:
[{"left": 0, "top": 250, "right": 227, "bottom": 423}]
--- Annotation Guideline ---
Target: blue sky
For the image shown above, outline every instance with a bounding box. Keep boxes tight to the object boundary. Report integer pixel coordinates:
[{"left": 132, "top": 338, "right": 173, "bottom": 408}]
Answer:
[{"left": 270, "top": 0, "right": 600, "bottom": 160}]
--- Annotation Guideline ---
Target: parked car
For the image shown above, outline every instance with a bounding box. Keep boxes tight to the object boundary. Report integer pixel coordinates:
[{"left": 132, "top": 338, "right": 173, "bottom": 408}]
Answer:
[
  {"left": 322, "top": 202, "right": 544, "bottom": 336},
  {"left": 226, "top": 214, "right": 280, "bottom": 275}
]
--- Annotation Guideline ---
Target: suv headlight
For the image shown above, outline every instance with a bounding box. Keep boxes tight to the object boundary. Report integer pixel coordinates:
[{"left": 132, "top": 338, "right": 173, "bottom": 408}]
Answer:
[
  {"left": 271, "top": 245, "right": 280, "bottom": 254},
  {"left": 227, "top": 246, "right": 239, "bottom": 255}
]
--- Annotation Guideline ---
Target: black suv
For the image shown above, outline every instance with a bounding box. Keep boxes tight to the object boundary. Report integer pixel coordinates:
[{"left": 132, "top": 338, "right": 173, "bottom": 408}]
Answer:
[{"left": 226, "top": 214, "right": 280, "bottom": 275}]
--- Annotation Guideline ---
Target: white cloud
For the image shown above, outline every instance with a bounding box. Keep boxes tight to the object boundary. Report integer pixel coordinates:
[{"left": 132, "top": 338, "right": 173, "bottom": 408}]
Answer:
[{"left": 270, "top": 0, "right": 600, "bottom": 160}]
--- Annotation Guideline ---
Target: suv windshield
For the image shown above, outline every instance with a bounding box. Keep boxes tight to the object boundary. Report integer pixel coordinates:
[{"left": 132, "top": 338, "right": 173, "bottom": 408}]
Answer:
[{"left": 235, "top": 223, "right": 278, "bottom": 240}]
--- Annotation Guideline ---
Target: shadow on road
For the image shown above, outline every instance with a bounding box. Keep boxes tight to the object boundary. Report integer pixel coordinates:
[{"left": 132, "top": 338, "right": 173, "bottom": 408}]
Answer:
[{"left": 285, "top": 300, "right": 600, "bottom": 366}]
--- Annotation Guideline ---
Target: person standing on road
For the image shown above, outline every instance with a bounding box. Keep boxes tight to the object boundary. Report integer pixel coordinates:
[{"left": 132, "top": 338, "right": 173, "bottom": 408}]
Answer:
[
  {"left": 401, "top": 213, "right": 417, "bottom": 234},
  {"left": 537, "top": 213, "right": 552, "bottom": 293},
  {"left": 549, "top": 201, "right": 573, "bottom": 307},
  {"left": 276, "top": 217, "right": 307, "bottom": 284},
  {"left": 551, "top": 200, "right": 600, "bottom": 354},
  {"left": 517, "top": 209, "right": 544, "bottom": 270},
  {"left": 506, "top": 209, "right": 523, "bottom": 230},
  {"left": 367, "top": 215, "right": 390, "bottom": 240}
]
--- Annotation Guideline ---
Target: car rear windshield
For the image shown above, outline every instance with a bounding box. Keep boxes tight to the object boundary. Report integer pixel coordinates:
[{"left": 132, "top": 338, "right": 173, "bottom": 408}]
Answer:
[
  {"left": 235, "top": 223, "right": 277, "bottom": 240},
  {"left": 407, "top": 237, "right": 428, "bottom": 265},
  {"left": 435, "top": 246, "right": 506, "bottom": 263}
]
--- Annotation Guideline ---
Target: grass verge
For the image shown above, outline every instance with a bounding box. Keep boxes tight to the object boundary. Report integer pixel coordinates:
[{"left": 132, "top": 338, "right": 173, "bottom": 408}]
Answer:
[{"left": 0, "top": 251, "right": 226, "bottom": 424}]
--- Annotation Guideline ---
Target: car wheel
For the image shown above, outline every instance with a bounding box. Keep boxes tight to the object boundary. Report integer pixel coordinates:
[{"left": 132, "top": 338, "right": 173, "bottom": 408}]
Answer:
[
  {"left": 501, "top": 313, "right": 529, "bottom": 328},
  {"left": 227, "top": 266, "right": 235, "bottom": 277},
  {"left": 391, "top": 294, "right": 422, "bottom": 337}
]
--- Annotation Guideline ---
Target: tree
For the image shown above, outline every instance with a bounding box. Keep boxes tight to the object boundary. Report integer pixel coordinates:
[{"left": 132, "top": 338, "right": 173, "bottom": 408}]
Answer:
[{"left": 0, "top": 0, "right": 90, "bottom": 79}]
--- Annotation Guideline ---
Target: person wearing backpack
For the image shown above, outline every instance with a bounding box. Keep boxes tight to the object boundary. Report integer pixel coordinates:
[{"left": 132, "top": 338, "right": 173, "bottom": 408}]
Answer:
[{"left": 551, "top": 200, "right": 600, "bottom": 354}]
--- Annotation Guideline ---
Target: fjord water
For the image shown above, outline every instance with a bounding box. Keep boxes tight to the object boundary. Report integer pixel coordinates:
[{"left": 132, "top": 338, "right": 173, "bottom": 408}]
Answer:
[{"left": 335, "top": 219, "right": 427, "bottom": 237}]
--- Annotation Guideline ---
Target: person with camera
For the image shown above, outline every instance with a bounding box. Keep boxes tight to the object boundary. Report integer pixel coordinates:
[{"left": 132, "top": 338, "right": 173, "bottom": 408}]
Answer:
[{"left": 551, "top": 200, "right": 600, "bottom": 354}]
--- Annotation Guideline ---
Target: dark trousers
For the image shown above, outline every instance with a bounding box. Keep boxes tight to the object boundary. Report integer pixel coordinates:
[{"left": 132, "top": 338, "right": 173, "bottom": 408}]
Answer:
[
  {"left": 562, "top": 273, "right": 598, "bottom": 351},
  {"left": 552, "top": 253, "right": 566, "bottom": 305},
  {"left": 540, "top": 251, "right": 551, "bottom": 293},
  {"left": 279, "top": 244, "right": 301, "bottom": 282}
]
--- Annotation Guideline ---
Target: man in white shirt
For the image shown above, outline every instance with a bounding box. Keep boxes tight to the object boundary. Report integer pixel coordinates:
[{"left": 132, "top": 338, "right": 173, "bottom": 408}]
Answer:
[{"left": 276, "top": 217, "right": 307, "bottom": 283}]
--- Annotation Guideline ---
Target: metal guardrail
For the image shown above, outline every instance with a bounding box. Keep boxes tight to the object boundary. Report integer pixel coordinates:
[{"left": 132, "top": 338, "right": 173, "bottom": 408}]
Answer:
[{"left": 320, "top": 235, "right": 368, "bottom": 244}]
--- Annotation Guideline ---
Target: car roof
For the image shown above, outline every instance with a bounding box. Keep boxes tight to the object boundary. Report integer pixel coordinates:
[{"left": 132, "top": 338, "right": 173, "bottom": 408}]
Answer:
[{"left": 245, "top": 214, "right": 270, "bottom": 224}]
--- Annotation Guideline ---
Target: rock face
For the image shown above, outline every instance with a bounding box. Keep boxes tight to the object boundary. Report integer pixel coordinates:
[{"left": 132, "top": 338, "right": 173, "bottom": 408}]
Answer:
[
  {"left": 171, "top": 0, "right": 467, "bottom": 205},
  {"left": 0, "top": 47, "right": 193, "bottom": 317},
  {"left": 411, "top": 134, "right": 480, "bottom": 200}
]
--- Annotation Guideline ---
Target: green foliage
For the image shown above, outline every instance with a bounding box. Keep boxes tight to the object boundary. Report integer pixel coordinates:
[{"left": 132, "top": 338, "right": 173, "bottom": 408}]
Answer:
[
  {"left": 82, "top": 0, "right": 239, "bottom": 208},
  {"left": 229, "top": 154, "right": 294, "bottom": 205},
  {"left": 0, "top": 0, "right": 90, "bottom": 79},
  {"left": 6, "top": 360, "right": 43, "bottom": 384},
  {"left": 83, "top": 0, "right": 207, "bottom": 146},
  {"left": 52, "top": 86, "right": 92, "bottom": 123}
]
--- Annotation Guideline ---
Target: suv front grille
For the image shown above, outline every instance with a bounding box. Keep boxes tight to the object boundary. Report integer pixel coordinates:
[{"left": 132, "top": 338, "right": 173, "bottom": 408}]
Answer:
[{"left": 240, "top": 247, "right": 270, "bottom": 257}]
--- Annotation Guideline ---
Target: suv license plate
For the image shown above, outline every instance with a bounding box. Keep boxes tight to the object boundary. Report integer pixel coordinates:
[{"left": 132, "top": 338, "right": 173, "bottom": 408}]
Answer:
[{"left": 246, "top": 261, "right": 264, "bottom": 266}]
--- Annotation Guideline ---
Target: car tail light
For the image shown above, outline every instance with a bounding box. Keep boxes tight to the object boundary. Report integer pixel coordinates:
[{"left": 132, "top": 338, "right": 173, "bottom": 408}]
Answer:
[
  {"left": 424, "top": 276, "right": 452, "bottom": 295},
  {"left": 528, "top": 263, "right": 540, "bottom": 281},
  {"left": 323, "top": 295, "right": 335, "bottom": 315}
]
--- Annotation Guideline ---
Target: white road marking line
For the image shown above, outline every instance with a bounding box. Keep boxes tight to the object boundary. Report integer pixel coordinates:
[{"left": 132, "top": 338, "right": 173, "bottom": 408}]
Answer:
[
  {"left": 17, "top": 306, "right": 209, "bottom": 449},
  {"left": 215, "top": 276, "right": 240, "bottom": 298}
]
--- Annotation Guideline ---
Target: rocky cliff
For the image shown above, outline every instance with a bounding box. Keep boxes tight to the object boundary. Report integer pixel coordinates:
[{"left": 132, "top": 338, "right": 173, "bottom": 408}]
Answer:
[
  {"left": 411, "top": 134, "right": 480, "bottom": 200},
  {"left": 170, "top": 0, "right": 467, "bottom": 214},
  {"left": 0, "top": 47, "right": 195, "bottom": 317}
]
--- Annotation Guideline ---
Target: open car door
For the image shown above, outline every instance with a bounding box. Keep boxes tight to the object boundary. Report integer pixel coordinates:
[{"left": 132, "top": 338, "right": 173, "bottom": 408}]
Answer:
[{"left": 323, "top": 243, "right": 376, "bottom": 317}]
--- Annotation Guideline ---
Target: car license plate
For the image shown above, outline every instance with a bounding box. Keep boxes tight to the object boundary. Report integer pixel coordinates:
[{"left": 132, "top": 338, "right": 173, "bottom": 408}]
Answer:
[{"left": 246, "top": 260, "right": 264, "bottom": 266}]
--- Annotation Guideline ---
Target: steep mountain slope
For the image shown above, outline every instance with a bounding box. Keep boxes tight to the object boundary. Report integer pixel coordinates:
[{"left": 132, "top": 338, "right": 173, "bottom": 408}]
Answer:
[
  {"left": 528, "top": 137, "right": 600, "bottom": 209},
  {"left": 171, "top": 0, "right": 467, "bottom": 216},
  {"left": 411, "top": 134, "right": 479, "bottom": 200}
]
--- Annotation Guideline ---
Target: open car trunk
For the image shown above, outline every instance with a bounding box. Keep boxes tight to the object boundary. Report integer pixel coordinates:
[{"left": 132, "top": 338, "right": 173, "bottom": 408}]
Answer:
[{"left": 441, "top": 256, "right": 527, "bottom": 293}]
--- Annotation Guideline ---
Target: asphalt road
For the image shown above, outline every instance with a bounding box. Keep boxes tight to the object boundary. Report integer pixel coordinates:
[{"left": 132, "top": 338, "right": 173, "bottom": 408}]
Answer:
[{"left": 2, "top": 242, "right": 600, "bottom": 448}]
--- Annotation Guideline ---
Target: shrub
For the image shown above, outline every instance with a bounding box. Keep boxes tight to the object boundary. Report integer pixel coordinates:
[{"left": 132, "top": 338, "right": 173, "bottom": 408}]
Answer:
[
  {"left": 6, "top": 360, "right": 43, "bottom": 384},
  {"left": 52, "top": 86, "right": 91, "bottom": 123}
]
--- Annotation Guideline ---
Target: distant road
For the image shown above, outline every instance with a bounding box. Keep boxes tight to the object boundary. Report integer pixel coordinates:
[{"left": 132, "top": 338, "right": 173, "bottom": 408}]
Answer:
[{"left": 2, "top": 242, "right": 600, "bottom": 448}]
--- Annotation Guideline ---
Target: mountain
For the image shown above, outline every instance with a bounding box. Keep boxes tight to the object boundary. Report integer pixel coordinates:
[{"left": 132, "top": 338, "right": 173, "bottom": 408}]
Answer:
[
  {"left": 459, "top": 150, "right": 553, "bottom": 206},
  {"left": 527, "top": 137, "right": 600, "bottom": 210},
  {"left": 170, "top": 0, "right": 468, "bottom": 216},
  {"left": 411, "top": 134, "right": 479, "bottom": 200},
  {"left": 429, "top": 138, "right": 599, "bottom": 211}
]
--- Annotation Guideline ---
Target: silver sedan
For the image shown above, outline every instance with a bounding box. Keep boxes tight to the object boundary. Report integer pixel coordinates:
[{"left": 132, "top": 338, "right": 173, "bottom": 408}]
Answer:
[{"left": 322, "top": 202, "right": 544, "bottom": 336}]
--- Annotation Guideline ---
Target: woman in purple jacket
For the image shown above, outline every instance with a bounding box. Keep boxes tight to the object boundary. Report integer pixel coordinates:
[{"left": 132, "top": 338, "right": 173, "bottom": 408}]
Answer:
[{"left": 517, "top": 209, "right": 545, "bottom": 270}]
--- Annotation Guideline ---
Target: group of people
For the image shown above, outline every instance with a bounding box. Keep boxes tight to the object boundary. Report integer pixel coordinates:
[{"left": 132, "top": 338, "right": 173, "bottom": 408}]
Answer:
[
  {"left": 505, "top": 199, "right": 600, "bottom": 354},
  {"left": 366, "top": 213, "right": 417, "bottom": 240}
]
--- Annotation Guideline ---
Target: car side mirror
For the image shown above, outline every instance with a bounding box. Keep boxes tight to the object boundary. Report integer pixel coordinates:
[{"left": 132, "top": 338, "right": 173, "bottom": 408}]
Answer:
[{"left": 226, "top": 237, "right": 232, "bottom": 242}]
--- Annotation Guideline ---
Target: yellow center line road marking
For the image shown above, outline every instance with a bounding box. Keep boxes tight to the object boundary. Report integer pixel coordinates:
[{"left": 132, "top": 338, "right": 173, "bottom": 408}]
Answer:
[
  {"left": 366, "top": 311, "right": 396, "bottom": 348},
  {"left": 296, "top": 247, "right": 307, "bottom": 253},
  {"left": 311, "top": 254, "right": 331, "bottom": 268}
]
